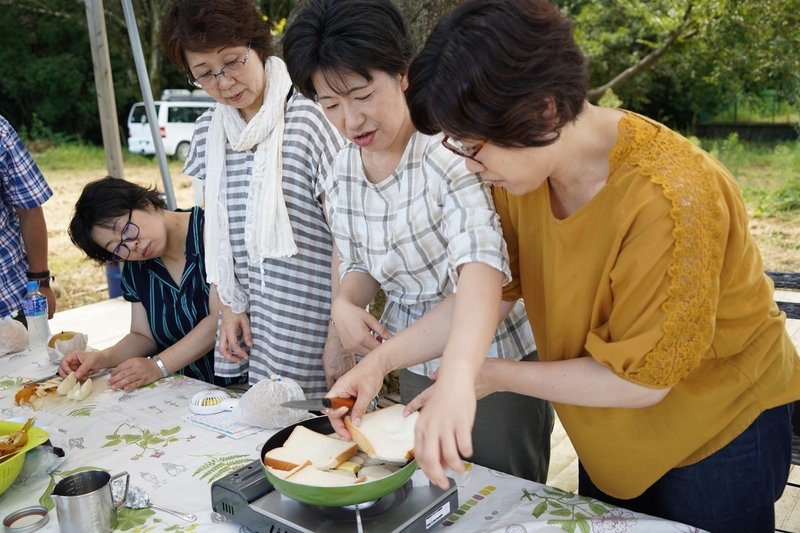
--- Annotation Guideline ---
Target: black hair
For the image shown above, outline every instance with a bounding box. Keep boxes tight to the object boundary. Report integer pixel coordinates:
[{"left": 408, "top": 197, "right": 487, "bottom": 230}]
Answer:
[
  {"left": 69, "top": 176, "right": 167, "bottom": 264},
  {"left": 406, "top": 0, "right": 588, "bottom": 148},
  {"left": 282, "top": 0, "right": 415, "bottom": 100}
]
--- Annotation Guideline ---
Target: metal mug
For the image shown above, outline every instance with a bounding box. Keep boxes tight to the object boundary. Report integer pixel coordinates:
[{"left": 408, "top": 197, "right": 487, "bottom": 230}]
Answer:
[{"left": 51, "top": 470, "right": 129, "bottom": 533}]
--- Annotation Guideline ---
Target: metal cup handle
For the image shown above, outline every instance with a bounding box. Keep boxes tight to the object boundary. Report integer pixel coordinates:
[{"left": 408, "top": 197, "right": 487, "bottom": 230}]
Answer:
[{"left": 110, "top": 471, "right": 130, "bottom": 511}]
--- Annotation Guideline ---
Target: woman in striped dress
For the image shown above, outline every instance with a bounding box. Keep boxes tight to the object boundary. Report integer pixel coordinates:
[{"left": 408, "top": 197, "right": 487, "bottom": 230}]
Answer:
[
  {"left": 61, "top": 176, "right": 244, "bottom": 391},
  {"left": 161, "top": 0, "right": 347, "bottom": 397}
]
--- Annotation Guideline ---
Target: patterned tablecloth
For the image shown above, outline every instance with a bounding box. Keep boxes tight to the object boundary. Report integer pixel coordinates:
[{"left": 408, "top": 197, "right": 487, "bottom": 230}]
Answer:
[{"left": 0, "top": 347, "right": 701, "bottom": 533}]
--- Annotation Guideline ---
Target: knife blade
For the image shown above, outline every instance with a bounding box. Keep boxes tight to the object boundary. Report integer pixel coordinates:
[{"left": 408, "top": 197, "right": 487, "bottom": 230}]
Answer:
[{"left": 281, "top": 397, "right": 356, "bottom": 411}]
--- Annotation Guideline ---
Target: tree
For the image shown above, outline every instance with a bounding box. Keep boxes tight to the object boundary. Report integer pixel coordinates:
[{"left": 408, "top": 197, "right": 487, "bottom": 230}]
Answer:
[
  {"left": 2, "top": 0, "right": 797, "bottom": 140},
  {"left": 568, "top": 0, "right": 800, "bottom": 127}
]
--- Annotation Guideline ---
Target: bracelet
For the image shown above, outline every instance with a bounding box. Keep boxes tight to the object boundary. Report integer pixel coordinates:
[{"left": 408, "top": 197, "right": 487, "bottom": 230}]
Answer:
[
  {"left": 26, "top": 270, "right": 50, "bottom": 279},
  {"left": 151, "top": 355, "right": 170, "bottom": 379}
]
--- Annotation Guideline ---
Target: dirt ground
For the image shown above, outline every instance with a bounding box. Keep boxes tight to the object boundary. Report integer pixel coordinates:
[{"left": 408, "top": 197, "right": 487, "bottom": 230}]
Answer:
[
  {"left": 42, "top": 161, "right": 196, "bottom": 311},
  {"left": 40, "top": 162, "right": 800, "bottom": 312}
]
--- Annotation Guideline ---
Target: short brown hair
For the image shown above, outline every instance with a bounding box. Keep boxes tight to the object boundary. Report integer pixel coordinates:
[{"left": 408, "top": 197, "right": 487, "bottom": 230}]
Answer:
[
  {"left": 407, "top": 0, "right": 588, "bottom": 148},
  {"left": 161, "top": 0, "right": 273, "bottom": 69}
]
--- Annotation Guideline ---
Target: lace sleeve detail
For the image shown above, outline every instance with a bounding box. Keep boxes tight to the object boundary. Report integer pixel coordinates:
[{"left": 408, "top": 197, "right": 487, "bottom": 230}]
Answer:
[{"left": 615, "top": 115, "right": 723, "bottom": 387}]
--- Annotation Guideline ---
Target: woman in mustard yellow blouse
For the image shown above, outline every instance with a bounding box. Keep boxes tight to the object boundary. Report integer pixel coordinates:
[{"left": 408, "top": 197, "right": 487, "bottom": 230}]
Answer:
[{"left": 397, "top": 0, "right": 800, "bottom": 531}]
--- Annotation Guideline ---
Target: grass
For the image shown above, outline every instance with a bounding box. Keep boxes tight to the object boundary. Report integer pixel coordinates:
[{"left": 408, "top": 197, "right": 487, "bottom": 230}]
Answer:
[
  {"left": 30, "top": 139, "right": 800, "bottom": 312},
  {"left": 704, "top": 135, "right": 800, "bottom": 218}
]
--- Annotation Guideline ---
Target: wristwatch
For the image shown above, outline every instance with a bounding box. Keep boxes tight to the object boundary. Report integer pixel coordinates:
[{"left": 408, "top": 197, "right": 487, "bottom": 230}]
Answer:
[{"left": 151, "top": 355, "right": 170, "bottom": 379}]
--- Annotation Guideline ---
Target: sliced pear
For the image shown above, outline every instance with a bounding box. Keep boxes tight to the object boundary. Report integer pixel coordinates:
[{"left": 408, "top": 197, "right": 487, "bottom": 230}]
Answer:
[{"left": 57, "top": 372, "right": 78, "bottom": 395}]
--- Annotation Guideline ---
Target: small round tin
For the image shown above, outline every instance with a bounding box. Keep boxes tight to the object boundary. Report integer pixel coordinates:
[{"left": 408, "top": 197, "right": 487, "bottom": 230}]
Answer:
[{"left": 2, "top": 505, "right": 50, "bottom": 532}]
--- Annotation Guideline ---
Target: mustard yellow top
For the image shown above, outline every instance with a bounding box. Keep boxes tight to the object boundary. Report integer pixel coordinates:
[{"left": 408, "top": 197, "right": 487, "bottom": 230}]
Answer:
[{"left": 494, "top": 111, "right": 800, "bottom": 499}]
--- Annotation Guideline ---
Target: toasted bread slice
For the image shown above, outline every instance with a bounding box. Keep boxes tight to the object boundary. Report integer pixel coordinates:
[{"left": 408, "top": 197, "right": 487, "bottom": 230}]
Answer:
[
  {"left": 265, "top": 460, "right": 311, "bottom": 479},
  {"left": 344, "top": 404, "right": 417, "bottom": 463},
  {"left": 263, "top": 425, "right": 358, "bottom": 471}
]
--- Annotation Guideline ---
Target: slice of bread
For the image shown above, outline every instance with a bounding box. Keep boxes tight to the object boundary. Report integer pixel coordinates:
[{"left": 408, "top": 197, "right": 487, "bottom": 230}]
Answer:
[
  {"left": 286, "top": 464, "right": 366, "bottom": 487},
  {"left": 263, "top": 425, "right": 358, "bottom": 471},
  {"left": 344, "top": 404, "right": 417, "bottom": 464},
  {"left": 265, "top": 460, "right": 311, "bottom": 479}
]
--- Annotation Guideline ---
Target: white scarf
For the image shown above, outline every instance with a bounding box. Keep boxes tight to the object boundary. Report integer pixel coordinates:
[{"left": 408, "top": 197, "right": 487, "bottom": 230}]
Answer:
[{"left": 204, "top": 57, "right": 297, "bottom": 313}]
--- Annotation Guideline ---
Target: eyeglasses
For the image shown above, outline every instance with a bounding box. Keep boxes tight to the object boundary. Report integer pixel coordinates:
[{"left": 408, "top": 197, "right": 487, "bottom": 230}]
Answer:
[
  {"left": 188, "top": 45, "right": 251, "bottom": 89},
  {"left": 441, "top": 136, "right": 486, "bottom": 163},
  {"left": 111, "top": 210, "right": 140, "bottom": 261}
]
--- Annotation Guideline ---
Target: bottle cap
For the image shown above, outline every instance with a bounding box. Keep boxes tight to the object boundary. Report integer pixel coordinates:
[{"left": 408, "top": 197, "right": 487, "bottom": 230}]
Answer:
[{"left": 26, "top": 280, "right": 39, "bottom": 292}]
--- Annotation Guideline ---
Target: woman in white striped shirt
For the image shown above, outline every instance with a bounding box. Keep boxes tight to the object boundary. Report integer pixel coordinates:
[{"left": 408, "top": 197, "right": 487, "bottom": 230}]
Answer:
[{"left": 283, "top": 0, "right": 554, "bottom": 482}]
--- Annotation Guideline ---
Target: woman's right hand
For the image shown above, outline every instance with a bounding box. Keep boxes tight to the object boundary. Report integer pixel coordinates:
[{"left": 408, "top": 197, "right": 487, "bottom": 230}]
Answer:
[
  {"left": 218, "top": 305, "right": 252, "bottom": 362},
  {"left": 331, "top": 298, "right": 392, "bottom": 356},
  {"left": 58, "top": 351, "right": 107, "bottom": 381},
  {"left": 326, "top": 353, "right": 387, "bottom": 439}
]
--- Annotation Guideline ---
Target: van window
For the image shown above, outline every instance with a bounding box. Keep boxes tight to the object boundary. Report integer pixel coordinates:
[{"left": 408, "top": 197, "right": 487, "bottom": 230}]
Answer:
[
  {"left": 131, "top": 103, "right": 160, "bottom": 124},
  {"left": 167, "top": 106, "right": 208, "bottom": 124}
]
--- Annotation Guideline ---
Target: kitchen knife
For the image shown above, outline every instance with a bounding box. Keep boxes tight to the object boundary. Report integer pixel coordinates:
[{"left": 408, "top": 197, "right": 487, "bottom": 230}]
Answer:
[{"left": 280, "top": 397, "right": 356, "bottom": 411}]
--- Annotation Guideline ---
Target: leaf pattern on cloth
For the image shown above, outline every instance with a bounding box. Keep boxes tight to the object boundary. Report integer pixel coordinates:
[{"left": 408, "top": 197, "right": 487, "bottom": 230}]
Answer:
[
  {"left": 523, "top": 486, "right": 637, "bottom": 532},
  {"left": 103, "top": 423, "right": 194, "bottom": 458},
  {"left": 192, "top": 453, "right": 255, "bottom": 482},
  {"left": 68, "top": 404, "right": 97, "bottom": 417}
]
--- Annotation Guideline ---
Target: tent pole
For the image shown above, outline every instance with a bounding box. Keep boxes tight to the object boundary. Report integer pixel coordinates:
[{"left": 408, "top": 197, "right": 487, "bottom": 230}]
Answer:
[
  {"left": 84, "top": 0, "right": 125, "bottom": 180},
  {"left": 120, "top": 0, "right": 177, "bottom": 210}
]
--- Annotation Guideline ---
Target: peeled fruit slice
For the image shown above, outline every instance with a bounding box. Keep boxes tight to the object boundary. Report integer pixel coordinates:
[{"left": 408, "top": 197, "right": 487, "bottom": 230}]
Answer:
[
  {"left": 48, "top": 331, "right": 79, "bottom": 349},
  {"left": 75, "top": 378, "right": 92, "bottom": 400},
  {"left": 56, "top": 371, "right": 92, "bottom": 400},
  {"left": 57, "top": 372, "right": 78, "bottom": 395}
]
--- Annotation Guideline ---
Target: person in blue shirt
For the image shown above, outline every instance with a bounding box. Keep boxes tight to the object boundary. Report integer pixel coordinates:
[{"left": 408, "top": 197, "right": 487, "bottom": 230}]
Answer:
[
  {"left": 59, "top": 176, "right": 246, "bottom": 391},
  {"left": 0, "top": 114, "right": 56, "bottom": 324}
]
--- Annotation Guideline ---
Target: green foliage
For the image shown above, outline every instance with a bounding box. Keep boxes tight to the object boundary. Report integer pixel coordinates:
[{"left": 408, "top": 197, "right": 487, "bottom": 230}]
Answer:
[
  {"left": 711, "top": 93, "right": 800, "bottom": 124},
  {"left": 597, "top": 89, "right": 622, "bottom": 109},
  {"left": 2, "top": 0, "right": 799, "bottom": 139},
  {"left": 704, "top": 136, "right": 800, "bottom": 216},
  {"left": 563, "top": 0, "right": 800, "bottom": 129}
]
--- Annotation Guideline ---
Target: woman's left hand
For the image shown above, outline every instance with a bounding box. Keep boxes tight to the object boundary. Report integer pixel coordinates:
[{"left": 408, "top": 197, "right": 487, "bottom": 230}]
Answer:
[{"left": 108, "top": 357, "right": 162, "bottom": 392}]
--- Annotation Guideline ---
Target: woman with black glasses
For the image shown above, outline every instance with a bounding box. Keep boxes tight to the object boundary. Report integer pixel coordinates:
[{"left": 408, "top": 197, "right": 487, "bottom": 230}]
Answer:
[
  {"left": 60, "top": 176, "right": 246, "bottom": 391},
  {"left": 159, "top": 0, "right": 349, "bottom": 396}
]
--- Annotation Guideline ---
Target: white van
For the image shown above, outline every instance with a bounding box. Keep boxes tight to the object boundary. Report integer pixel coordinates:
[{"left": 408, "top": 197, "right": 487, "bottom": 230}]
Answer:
[{"left": 127, "top": 90, "right": 214, "bottom": 160}]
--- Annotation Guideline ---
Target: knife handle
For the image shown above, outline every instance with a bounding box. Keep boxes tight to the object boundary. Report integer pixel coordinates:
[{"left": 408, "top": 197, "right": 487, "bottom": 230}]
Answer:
[{"left": 322, "top": 397, "right": 356, "bottom": 410}]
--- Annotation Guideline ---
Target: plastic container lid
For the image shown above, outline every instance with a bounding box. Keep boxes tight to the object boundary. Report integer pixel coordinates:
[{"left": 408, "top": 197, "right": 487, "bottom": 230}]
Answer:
[
  {"left": 25, "top": 281, "right": 39, "bottom": 292},
  {"left": 2, "top": 505, "right": 50, "bottom": 532}
]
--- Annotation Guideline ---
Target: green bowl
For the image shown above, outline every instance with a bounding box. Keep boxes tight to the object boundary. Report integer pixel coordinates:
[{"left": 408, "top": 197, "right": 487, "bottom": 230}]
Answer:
[
  {"left": 0, "top": 421, "right": 49, "bottom": 495},
  {"left": 261, "top": 416, "right": 417, "bottom": 507}
]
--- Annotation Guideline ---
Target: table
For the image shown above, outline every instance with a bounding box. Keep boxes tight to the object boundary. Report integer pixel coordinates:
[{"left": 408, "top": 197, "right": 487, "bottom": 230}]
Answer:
[{"left": 0, "top": 346, "right": 701, "bottom": 532}]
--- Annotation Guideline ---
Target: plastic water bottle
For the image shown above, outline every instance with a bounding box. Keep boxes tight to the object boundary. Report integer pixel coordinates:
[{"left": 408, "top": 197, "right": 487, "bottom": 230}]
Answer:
[{"left": 22, "top": 280, "right": 51, "bottom": 351}]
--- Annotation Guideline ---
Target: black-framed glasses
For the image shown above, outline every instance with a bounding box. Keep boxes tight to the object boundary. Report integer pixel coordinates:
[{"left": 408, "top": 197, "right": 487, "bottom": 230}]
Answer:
[
  {"left": 111, "top": 210, "right": 140, "bottom": 261},
  {"left": 187, "top": 45, "right": 251, "bottom": 89},
  {"left": 441, "top": 136, "right": 486, "bottom": 163}
]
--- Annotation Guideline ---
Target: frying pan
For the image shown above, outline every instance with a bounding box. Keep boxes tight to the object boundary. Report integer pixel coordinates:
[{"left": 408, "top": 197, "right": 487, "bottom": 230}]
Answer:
[{"left": 260, "top": 415, "right": 417, "bottom": 507}]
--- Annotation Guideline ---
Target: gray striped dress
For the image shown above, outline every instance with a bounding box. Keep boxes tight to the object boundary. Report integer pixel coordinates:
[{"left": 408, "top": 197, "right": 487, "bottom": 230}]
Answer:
[{"left": 183, "top": 91, "right": 344, "bottom": 398}]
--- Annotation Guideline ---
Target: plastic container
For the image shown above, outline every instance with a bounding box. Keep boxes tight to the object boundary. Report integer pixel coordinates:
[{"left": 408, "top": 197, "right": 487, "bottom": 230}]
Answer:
[
  {"left": 0, "top": 421, "right": 49, "bottom": 495},
  {"left": 105, "top": 261, "right": 123, "bottom": 298},
  {"left": 21, "top": 281, "right": 50, "bottom": 351}
]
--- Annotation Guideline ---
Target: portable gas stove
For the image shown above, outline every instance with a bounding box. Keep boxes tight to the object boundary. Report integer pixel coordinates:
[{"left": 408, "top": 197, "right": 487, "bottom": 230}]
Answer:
[{"left": 211, "top": 460, "right": 458, "bottom": 532}]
